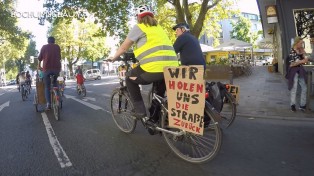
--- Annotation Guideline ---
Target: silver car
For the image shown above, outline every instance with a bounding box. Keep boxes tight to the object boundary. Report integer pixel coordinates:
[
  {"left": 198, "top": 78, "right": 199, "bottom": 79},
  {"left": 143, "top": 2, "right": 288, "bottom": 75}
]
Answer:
[{"left": 83, "top": 69, "right": 101, "bottom": 80}]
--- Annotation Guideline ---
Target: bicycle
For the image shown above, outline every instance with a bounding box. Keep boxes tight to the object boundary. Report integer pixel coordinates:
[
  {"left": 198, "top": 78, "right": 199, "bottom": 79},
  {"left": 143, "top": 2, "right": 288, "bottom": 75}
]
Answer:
[
  {"left": 49, "top": 75, "right": 62, "bottom": 120},
  {"left": 76, "top": 73, "right": 86, "bottom": 97},
  {"left": 57, "top": 77, "right": 65, "bottom": 97},
  {"left": 21, "top": 82, "right": 30, "bottom": 101},
  {"left": 110, "top": 54, "right": 222, "bottom": 163},
  {"left": 205, "top": 81, "right": 237, "bottom": 128},
  {"left": 76, "top": 83, "right": 86, "bottom": 97}
]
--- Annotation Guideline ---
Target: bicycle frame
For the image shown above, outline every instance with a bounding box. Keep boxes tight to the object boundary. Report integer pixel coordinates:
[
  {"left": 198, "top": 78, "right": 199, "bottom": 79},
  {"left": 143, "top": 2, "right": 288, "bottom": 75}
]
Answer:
[{"left": 49, "top": 75, "right": 61, "bottom": 120}]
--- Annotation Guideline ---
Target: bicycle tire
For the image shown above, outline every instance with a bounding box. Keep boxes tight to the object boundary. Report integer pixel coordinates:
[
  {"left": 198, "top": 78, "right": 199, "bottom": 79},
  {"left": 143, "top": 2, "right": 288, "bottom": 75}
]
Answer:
[
  {"left": 25, "top": 89, "right": 29, "bottom": 99},
  {"left": 161, "top": 102, "right": 222, "bottom": 164},
  {"left": 76, "top": 85, "right": 81, "bottom": 95},
  {"left": 110, "top": 88, "right": 137, "bottom": 133},
  {"left": 21, "top": 86, "right": 27, "bottom": 101},
  {"left": 82, "top": 85, "right": 86, "bottom": 97},
  {"left": 52, "top": 91, "right": 60, "bottom": 121},
  {"left": 34, "top": 94, "right": 38, "bottom": 112},
  {"left": 220, "top": 90, "right": 237, "bottom": 128}
]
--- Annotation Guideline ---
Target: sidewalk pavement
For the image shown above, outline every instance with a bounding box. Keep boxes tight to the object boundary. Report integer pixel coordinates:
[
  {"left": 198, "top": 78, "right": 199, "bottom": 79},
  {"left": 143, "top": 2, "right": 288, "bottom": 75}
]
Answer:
[{"left": 233, "top": 66, "right": 314, "bottom": 121}]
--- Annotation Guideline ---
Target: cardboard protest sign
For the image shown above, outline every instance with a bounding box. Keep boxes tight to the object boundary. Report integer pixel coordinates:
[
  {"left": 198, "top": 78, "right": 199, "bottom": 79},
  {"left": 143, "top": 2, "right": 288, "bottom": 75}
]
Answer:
[
  {"left": 228, "top": 85, "right": 240, "bottom": 104},
  {"left": 164, "top": 65, "right": 205, "bottom": 135}
]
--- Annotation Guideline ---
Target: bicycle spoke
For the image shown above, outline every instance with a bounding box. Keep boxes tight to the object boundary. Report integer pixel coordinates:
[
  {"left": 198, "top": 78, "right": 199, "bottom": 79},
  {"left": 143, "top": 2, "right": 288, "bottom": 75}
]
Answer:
[{"left": 110, "top": 89, "right": 136, "bottom": 133}]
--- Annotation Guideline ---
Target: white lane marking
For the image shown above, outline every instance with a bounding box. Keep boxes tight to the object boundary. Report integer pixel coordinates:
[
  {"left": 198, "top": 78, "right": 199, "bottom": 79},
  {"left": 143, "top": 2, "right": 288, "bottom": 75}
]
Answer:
[
  {"left": 0, "top": 93, "right": 4, "bottom": 96},
  {"left": 92, "top": 81, "right": 119, "bottom": 86},
  {"left": 82, "top": 97, "right": 96, "bottom": 102},
  {"left": 0, "top": 101, "right": 10, "bottom": 112},
  {"left": 41, "top": 112, "right": 72, "bottom": 168},
  {"left": 64, "top": 94, "right": 112, "bottom": 114},
  {"left": 64, "top": 94, "right": 104, "bottom": 111},
  {"left": 102, "top": 93, "right": 111, "bottom": 98}
]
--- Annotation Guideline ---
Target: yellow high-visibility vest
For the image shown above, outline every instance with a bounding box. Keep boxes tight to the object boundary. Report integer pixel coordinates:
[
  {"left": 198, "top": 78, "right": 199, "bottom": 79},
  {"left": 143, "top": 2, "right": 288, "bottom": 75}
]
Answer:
[{"left": 134, "top": 24, "right": 178, "bottom": 72}]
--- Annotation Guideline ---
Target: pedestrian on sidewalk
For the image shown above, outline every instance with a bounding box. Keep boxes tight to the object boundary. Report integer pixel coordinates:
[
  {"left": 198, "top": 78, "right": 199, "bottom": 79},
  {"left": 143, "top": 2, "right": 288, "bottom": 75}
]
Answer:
[{"left": 285, "top": 36, "right": 308, "bottom": 112}]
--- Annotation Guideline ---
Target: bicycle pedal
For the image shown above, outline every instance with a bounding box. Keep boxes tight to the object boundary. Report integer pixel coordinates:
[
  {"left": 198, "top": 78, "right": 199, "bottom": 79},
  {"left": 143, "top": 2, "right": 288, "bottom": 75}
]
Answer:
[{"left": 147, "top": 126, "right": 158, "bottom": 135}]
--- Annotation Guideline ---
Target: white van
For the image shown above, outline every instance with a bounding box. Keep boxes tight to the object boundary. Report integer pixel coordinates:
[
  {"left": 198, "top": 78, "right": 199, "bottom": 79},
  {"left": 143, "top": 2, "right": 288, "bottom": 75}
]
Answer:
[{"left": 83, "top": 69, "right": 101, "bottom": 80}]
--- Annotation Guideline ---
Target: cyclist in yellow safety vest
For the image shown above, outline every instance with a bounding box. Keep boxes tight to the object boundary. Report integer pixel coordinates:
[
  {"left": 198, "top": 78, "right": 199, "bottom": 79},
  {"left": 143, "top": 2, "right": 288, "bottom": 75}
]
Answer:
[{"left": 108, "top": 4, "right": 178, "bottom": 121}]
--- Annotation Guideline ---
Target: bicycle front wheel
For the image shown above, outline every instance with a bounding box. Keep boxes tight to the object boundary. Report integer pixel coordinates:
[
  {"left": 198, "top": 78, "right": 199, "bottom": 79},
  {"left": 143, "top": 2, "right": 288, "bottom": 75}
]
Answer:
[
  {"left": 21, "top": 86, "right": 27, "bottom": 101},
  {"left": 161, "top": 103, "right": 222, "bottom": 164},
  {"left": 52, "top": 91, "right": 60, "bottom": 120},
  {"left": 110, "top": 88, "right": 137, "bottom": 133}
]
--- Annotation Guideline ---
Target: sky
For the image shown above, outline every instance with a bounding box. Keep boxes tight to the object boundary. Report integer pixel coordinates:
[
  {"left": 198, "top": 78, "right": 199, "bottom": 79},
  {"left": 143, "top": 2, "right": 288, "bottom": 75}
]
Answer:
[
  {"left": 16, "top": 0, "right": 48, "bottom": 51},
  {"left": 15, "top": 0, "right": 259, "bottom": 52},
  {"left": 236, "top": 0, "right": 259, "bottom": 14}
]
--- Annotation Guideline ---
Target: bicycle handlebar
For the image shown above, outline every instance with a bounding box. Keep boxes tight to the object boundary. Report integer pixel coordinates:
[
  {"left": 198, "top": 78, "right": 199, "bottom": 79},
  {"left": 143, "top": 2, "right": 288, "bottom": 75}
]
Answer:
[
  {"left": 121, "top": 52, "right": 137, "bottom": 63},
  {"left": 107, "top": 52, "right": 137, "bottom": 63}
]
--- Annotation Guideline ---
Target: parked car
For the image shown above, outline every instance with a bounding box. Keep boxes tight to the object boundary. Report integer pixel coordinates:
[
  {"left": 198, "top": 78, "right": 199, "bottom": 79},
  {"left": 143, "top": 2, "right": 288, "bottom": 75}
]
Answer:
[
  {"left": 83, "top": 69, "right": 101, "bottom": 80},
  {"left": 6, "top": 79, "right": 16, "bottom": 85}
]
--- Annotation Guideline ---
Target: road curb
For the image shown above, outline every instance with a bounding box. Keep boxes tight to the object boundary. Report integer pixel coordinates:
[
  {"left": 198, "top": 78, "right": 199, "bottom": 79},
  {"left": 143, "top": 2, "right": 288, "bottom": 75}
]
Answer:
[{"left": 237, "top": 113, "right": 314, "bottom": 122}]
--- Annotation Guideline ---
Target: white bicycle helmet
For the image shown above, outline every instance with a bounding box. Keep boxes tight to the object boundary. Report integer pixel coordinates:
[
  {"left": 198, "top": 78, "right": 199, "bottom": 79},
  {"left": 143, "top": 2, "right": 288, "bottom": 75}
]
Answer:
[{"left": 136, "top": 5, "right": 154, "bottom": 17}]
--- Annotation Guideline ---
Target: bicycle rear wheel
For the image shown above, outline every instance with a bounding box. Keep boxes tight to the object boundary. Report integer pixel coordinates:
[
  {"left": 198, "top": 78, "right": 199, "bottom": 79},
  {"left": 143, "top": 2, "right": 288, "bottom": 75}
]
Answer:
[
  {"left": 161, "top": 102, "right": 222, "bottom": 164},
  {"left": 52, "top": 91, "right": 60, "bottom": 120},
  {"left": 81, "top": 85, "right": 86, "bottom": 97},
  {"left": 110, "top": 88, "right": 137, "bottom": 133},
  {"left": 21, "top": 86, "right": 27, "bottom": 101},
  {"left": 220, "top": 90, "right": 237, "bottom": 128}
]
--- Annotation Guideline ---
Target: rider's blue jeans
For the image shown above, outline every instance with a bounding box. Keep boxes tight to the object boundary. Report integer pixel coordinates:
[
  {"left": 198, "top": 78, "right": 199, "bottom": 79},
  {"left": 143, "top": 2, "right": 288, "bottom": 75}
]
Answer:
[
  {"left": 43, "top": 70, "right": 59, "bottom": 106},
  {"left": 290, "top": 72, "right": 307, "bottom": 107}
]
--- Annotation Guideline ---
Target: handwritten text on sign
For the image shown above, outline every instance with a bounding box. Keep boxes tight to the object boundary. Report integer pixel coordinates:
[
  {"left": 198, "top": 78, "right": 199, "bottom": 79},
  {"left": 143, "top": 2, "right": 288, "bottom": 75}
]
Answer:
[
  {"left": 164, "top": 65, "right": 205, "bottom": 135},
  {"left": 228, "top": 85, "right": 240, "bottom": 104}
]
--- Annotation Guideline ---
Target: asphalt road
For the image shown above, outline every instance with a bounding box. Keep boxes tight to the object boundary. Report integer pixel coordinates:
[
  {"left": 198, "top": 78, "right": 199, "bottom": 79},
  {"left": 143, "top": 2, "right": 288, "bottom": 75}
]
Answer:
[{"left": 0, "top": 76, "right": 313, "bottom": 176}]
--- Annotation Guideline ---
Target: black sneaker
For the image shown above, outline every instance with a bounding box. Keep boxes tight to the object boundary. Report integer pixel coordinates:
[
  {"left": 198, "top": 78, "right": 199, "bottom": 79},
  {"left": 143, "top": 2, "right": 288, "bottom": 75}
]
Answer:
[
  {"left": 299, "top": 106, "right": 306, "bottom": 112},
  {"left": 291, "top": 105, "right": 296, "bottom": 112}
]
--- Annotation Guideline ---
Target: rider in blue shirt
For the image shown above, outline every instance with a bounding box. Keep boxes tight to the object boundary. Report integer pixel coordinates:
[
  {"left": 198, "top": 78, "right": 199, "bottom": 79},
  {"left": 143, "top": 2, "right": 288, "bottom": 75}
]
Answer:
[{"left": 172, "top": 23, "right": 206, "bottom": 68}]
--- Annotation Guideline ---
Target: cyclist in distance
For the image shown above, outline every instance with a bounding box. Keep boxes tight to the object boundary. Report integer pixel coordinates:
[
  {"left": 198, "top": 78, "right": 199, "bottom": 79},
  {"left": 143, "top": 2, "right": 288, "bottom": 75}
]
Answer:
[
  {"left": 75, "top": 65, "right": 83, "bottom": 76},
  {"left": 25, "top": 71, "right": 32, "bottom": 87},
  {"left": 37, "top": 36, "right": 61, "bottom": 110},
  {"left": 108, "top": 4, "right": 179, "bottom": 120},
  {"left": 172, "top": 22, "right": 206, "bottom": 69},
  {"left": 76, "top": 72, "right": 84, "bottom": 91}
]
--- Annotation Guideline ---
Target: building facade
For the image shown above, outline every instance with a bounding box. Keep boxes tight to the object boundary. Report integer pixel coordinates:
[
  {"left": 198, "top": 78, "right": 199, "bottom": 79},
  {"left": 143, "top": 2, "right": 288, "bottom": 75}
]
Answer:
[
  {"left": 256, "top": 0, "right": 314, "bottom": 74},
  {"left": 199, "top": 12, "right": 263, "bottom": 46}
]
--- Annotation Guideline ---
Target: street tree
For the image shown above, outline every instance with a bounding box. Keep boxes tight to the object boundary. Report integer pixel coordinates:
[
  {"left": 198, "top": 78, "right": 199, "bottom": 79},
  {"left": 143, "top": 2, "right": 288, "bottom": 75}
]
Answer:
[
  {"left": 23, "top": 40, "right": 39, "bottom": 71},
  {"left": 0, "top": 0, "right": 30, "bottom": 48},
  {"left": 41, "top": 0, "right": 235, "bottom": 43},
  {"left": 230, "top": 15, "right": 260, "bottom": 45},
  {"left": 0, "top": 38, "right": 29, "bottom": 79},
  {"left": 49, "top": 19, "right": 110, "bottom": 76}
]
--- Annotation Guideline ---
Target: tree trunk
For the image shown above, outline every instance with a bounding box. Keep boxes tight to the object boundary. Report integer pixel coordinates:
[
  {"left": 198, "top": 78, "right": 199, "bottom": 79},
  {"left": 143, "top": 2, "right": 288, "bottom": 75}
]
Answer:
[{"left": 68, "top": 63, "right": 74, "bottom": 78}]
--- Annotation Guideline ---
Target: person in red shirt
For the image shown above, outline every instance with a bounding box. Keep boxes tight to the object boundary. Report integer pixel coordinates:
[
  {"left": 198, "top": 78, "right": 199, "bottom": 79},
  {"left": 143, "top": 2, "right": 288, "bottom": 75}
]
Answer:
[
  {"left": 76, "top": 73, "right": 84, "bottom": 91},
  {"left": 37, "top": 36, "right": 61, "bottom": 110}
]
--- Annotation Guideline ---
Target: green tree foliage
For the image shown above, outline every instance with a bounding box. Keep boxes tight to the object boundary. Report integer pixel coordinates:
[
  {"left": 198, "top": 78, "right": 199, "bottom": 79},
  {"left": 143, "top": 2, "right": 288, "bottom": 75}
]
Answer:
[
  {"left": 165, "top": 0, "right": 235, "bottom": 39},
  {"left": 48, "top": 19, "right": 109, "bottom": 76},
  {"left": 0, "top": 0, "right": 32, "bottom": 79},
  {"left": 23, "top": 40, "right": 38, "bottom": 71},
  {"left": 0, "top": 0, "right": 30, "bottom": 48},
  {"left": 41, "top": 0, "right": 132, "bottom": 40},
  {"left": 230, "top": 15, "right": 260, "bottom": 45},
  {"left": 0, "top": 38, "right": 29, "bottom": 78},
  {"left": 42, "top": 0, "right": 235, "bottom": 42},
  {"left": 155, "top": 0, "right": 236, "bottom": 44}
]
